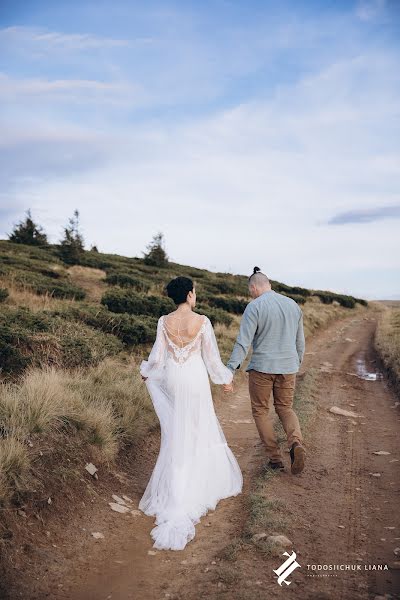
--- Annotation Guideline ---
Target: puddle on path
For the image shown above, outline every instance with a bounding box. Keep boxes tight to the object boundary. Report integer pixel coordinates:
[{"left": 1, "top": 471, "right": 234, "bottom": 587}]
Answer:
[{"left": 355, "top": 356, "right": 383, "bottom": 381}]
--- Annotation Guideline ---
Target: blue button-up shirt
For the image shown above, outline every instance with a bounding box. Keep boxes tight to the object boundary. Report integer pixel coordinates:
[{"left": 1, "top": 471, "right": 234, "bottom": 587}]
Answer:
[{"left": 226, "top": 290, "right": 305, "bottom": 374}]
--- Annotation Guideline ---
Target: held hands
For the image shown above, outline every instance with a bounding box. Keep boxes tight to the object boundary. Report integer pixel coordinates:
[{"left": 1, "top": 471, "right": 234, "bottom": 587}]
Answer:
[{"left": 223, "top": 382, "right": 234, "bottom": 393}]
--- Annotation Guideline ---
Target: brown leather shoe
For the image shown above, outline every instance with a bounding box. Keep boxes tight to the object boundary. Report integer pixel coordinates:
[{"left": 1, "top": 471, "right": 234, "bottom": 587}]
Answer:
[{"left": 290, "top": 441, "right": 306, "bottom": 474}]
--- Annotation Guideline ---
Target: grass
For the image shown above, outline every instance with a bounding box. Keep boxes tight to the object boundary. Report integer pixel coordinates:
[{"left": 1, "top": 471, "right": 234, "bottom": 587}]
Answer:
[
  {"left": 374, "top": 306, "right": 400, "bottom": 393},
  {"left": 216, "top": 536, "right": 246, "bottom": 562},
  {"left": 212, "top": 563, "right": 241, "bottom": 585},
  {"left": 0, "top": 357, "right": 157, "bottom": 504},
  {"left": 302, "top": 298, "right": 356, "bottom": 337},
  {"left": 0, "top": 237, "right": 368, "bottom": 512},
  {"left": 0, "top": 437, "right": 30, "bottom": 502},
  {"left": 239, "top": 368, "right": 320, "bottom": 559},
  {"left": 209, "top": 369, "right": 320, "bottom": 596}
]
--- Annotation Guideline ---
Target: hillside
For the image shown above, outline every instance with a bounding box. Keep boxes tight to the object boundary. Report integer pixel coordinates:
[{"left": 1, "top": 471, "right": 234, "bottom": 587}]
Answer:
[
  {"left": 0, "top": 238, "right": 373, "bottom": 598},
  {"left": 0, "top": 239, "right": 367, "bottom": 378}
]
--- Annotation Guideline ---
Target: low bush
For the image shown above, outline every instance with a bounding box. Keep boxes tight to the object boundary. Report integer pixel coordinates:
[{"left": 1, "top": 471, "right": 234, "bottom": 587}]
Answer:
[
  {"left": 101, "top": 289, "right": 174, "bottom": 318},
  {"left": 195, "top": 304, "right": 233, "bottom": 327},
  {"left": 0, "top": 288, "right": 9, "bottom": 303},
  {"left": 0, "top": 247, "right": 86, "bottom": 300},
  {"left": 105, "top": 272, "right": 151, "bottom": 292},
  {"left": 206, "top": 295, "right": 248, "bottom": 314},
  {"left": 33, "top": 281, "right": 85, "bottom": 300},
  {"left": 355, "top": 297, "right": 368, "bottom": 307},
  {"left": 271, "top": 281, "right": 311, "bottom": 298},
  {"left": 47, "top": 305, "right": 157, "bottom": 346},
  {"left": 0, "top": 325, "right": 30, "bottom": 374},
  {"left": 205, "top": 278, "right": 248, "bottom": 296},
  {"left": 0, "top": 307, "right": 123, "bottom": 375},
  {"left": 312, "top": 291, "right": 357, "bottom": 308},
  {"left": 280, "top": 292, "right": 307, "bottom": 305}
]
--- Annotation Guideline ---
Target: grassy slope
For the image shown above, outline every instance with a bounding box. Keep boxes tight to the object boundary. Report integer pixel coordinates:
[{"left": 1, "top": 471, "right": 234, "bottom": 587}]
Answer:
[
  {"left": 0, "top": 239, "right": 369, "bottom": 508},
  {"left": 374, "top": 303, "right": 400, "bottom": 393}
]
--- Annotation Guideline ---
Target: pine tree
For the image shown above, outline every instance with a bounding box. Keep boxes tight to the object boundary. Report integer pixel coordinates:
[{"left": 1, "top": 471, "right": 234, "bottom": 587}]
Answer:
[
  {"left": 8, "top": 209, "right": 48, "bottom": 246},
  {"left": 59, "top": 209, "right": 85, "bottom": 264},
  {"left": 143, "top": 232, "right": 168, "bottom": 267}
]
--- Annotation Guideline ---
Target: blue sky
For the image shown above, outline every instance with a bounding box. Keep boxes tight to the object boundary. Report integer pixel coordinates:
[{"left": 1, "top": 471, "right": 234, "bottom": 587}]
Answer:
[{"left": 0, "top": 0, "right": 399, "bottom": 299}]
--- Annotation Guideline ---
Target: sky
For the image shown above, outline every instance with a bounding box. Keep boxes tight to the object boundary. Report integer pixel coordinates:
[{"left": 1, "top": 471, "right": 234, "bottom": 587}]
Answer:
[{"left": 0, "top": 0, "right": 399, "bottom": 300}]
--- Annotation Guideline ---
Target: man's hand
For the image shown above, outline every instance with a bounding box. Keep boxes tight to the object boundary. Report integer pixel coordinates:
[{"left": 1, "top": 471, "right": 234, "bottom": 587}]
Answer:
[{"left": 223, "top": 382, "right": 234, "bottom": 393}]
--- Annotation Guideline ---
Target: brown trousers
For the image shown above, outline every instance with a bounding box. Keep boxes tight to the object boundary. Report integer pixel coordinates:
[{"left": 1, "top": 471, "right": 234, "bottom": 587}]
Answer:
[{"left": 248, "top": 369, "right": 303, "bottom": 462}]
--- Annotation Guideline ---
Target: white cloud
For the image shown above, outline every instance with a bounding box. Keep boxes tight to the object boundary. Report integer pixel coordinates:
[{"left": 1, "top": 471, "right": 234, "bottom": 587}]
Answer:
[
  {"left": 0, "top": 72, "right": 147, "bottom": 107},
  {"left": 0, "top": 9, "right": 399, "bottom": 299},
  {"left": 4, "top": 46, "right": 398, "bottom": 299},
  {"left": 0, "top": 25, "right": 135, "bottom": 51},
  {"left": 356, "top": 0, "right": 386, "bottom": 21}
]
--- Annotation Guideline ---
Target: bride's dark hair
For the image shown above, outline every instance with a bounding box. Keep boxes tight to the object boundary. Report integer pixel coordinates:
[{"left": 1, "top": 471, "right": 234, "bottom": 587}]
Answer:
[{"left": 165, "top": 276, "right": 194, "bottom": 305}]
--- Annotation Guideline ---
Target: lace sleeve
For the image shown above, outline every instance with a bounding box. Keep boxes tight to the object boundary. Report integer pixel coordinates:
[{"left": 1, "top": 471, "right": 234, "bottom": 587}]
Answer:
[
  {"left": 201, "top": 317, "right": 234, "bottom": 385},
  {"left": 140, "top": 316, "right": 167, "bottom": 379}
]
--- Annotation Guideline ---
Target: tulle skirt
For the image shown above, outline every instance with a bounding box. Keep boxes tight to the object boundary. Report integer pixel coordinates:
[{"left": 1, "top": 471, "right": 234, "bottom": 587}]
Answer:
[{"left": 138, "top": 354, "right": 243, "bottom": 550}]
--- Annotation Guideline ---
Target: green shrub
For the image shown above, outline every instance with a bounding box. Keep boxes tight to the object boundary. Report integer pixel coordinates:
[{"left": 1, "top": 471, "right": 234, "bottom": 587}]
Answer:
[
  {"left": 206, "top": 295, "right": 248, "bottom": 314},
  {"left": 47, "top": 305, "right": 157, "bottom": 346},
  {"left": 0, "top": 307, "right": 123, "bottom": 375},
  {"left": 312, "top": 291, "right": 356, "bottom": 308},
  {"left": 280, "top": 292, "right": 307, "bottom": 305},
  {"left": 0, "top": 253, "right": 62, "bottom": 276},
  {"left": 0, "top": 248, "right": 85, "bottom": 300},
  {"left": 51, "top": 320, "right": 124, "bottom": 368},
  {"left": 0, "top": 288, "right": 9, "bottom": 303},
  {"left": 0, "top": 306, "right": 52, "bottom": 333},
  {"left": 271, "top": 281, "right": 311, "bottom": 297},
  {"left": 355, "top": 297, "right": 368, "bottom": 307},
  {"left": 0, "top": 307, "right": 51, "bottom": 374},
  {"left": 195, "top": 305, "right": 233, "bottom": 327},
  {"left": 206, "top": 279, "right": 248, "bottom": 296},
  {"left": 60, "top": 336, "right": 93, "bottom": 368},
  {"left": 78, "top": 253, "right": 116, "bottom": 270},
  {"left": 0, "top": 325, "right": 30, "bottom": 373},
  {"left": 26, "top": 279, "right": 86, "bottom": 300},
  {"left": 101, "top": 289, "right": 174, "bottom": 318},
  {"left": 338, "top": 295, "right": 356, "bottom": 308},
  {"left": 105, "top": 272, "right": 151, "bottom": 292}
]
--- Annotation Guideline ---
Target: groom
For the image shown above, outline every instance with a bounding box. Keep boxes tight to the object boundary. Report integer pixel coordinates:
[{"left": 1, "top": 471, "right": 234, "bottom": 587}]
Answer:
[{"left": 224, "top": 267, "right": 306, "bottom": 474}]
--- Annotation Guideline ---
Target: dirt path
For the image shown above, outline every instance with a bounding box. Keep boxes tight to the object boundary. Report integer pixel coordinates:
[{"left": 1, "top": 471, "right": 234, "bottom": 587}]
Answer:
[{"left": 7, "top": 307, "right": 400, "bottom": 599}]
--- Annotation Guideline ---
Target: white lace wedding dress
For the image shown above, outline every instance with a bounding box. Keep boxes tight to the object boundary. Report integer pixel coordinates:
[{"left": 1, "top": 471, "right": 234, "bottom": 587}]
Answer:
[{"left": 139, "top": 314, "right": 243, "bottom": 551}]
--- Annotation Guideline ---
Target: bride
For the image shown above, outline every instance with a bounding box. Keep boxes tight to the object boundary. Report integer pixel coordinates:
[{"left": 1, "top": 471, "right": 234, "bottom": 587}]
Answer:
[{"left": 139, "top": 276, "right": 243, "bottom": 551}]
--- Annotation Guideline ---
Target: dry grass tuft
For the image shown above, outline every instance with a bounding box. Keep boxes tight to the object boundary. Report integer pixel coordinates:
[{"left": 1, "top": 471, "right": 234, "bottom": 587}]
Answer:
[
  {"left": 302, "top": 300, "right": 366, "bottom": 338},
  {"left": 66, "top": 265, "right": 107, "bottom": 302},
  {"left": 0, "top": 357, "right": 156, "bottom": 502},
  {"left": 0, "top": 437, "right": 30, "bottom": 502},
  {"left": 374, "top": 306, "right": 400, "bottom": 391},
  {"left": 0, "top": 277, "right": 74, "bottom": 312}
]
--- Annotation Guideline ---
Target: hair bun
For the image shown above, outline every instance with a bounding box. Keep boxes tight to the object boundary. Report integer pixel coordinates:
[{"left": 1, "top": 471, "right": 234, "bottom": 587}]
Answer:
[{"left": 253, "top": 266, "right": 261, "bottom": 274}]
